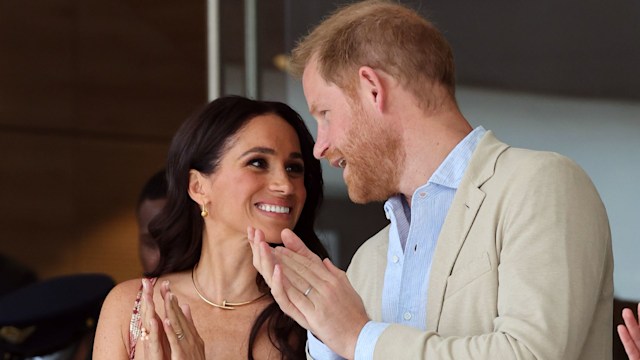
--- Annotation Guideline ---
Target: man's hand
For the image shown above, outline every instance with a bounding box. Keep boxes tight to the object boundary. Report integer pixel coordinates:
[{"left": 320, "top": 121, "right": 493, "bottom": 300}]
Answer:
[{"left": 248, "top": 226, "right": 369, "bottom": 359}]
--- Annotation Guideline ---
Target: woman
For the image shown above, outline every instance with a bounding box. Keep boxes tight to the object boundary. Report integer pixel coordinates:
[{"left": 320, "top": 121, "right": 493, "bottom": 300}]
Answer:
[
  {"left": 619, "top": 303, "right": 640, "bottom": 360},
  {"left": 94, "top": 96, "right": 328, "bottom": 359}
]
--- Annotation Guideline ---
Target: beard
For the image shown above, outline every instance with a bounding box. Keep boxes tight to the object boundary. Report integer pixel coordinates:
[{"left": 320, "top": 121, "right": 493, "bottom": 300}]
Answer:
[{"left": 338, "top": 103, "right": 405, "bottom": 204}]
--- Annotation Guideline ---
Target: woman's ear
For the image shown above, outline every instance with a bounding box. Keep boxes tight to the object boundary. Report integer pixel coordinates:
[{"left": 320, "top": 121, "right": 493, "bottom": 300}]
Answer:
[
  {"left": 358, "top": 66, "right": 386, "bottom": 114},
  {"left": 187, "top": 169, "right": 206, "bottom": 203}
]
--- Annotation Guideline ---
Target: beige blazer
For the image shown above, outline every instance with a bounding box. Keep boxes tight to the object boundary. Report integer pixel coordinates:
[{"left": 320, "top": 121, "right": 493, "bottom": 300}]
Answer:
[{"left": 347, "top": 132, "right": 613, "bottom": 360}]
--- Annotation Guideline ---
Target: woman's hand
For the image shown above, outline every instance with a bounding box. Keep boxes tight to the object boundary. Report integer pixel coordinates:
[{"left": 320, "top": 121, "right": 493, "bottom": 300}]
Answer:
[
  {"left": 618, "top": 302, "right": 640, "bottom": 360},
  {"left": 140, "top": 279, "right": 205, "bottom": 360},
  {"left": 140, "top": 278, "right": 170, "bottom": 359},
  {"left": 158, "top": 280, "right": 206, "bottom": 360}
]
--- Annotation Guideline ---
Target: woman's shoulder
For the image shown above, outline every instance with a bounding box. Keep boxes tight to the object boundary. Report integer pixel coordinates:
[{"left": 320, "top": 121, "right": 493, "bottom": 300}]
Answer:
[
  {"left": 100, "top": 278, "right": 147, "bottom": 320},
  {"left": 108, "top": 278, "right": 146, "bottom": 301},
  {"left": 94, "top": 278, "right": 148, "bottom": 359}
]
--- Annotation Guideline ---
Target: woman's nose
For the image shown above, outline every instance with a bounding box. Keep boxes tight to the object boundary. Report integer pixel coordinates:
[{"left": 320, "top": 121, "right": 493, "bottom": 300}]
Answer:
[{"left": 269, "top": 169, "right": 294, "bottom": 194}]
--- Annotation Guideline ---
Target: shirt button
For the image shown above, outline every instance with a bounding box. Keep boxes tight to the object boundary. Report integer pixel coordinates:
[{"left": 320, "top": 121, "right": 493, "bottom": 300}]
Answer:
[
  {"left": 403, "top": 312, "right": 412, "bottom": 320},
  {"left": 419, "top": 192, "right": 427, "bottom": 198},
  {"left": 392, "top": 255, "right": 399, "bottom": 263}
]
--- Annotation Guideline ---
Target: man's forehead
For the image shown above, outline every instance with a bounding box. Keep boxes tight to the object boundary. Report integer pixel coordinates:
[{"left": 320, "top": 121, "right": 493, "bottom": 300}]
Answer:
[
  {"left": 301, "top": 60, "right": 318, "bottom": 88},
  {"left": 301, "top": 62, "right": 322, "bottom": 113}
]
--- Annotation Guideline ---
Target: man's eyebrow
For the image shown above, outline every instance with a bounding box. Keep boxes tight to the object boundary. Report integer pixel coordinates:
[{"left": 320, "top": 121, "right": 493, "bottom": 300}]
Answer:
[{"left": 308, "top": 103, "right": 317, "bottom": 116}]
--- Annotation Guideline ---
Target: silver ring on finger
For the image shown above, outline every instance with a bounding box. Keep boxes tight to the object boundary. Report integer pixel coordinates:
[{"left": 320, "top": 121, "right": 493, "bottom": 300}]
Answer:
[{"left": 303, "top": 286, "right": 313, "bottom": 297}]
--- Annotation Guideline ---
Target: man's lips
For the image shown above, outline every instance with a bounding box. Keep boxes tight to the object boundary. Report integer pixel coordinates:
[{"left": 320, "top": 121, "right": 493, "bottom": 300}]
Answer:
[{"left": 330, "top": 158, "right": 347, "bottom": 169}]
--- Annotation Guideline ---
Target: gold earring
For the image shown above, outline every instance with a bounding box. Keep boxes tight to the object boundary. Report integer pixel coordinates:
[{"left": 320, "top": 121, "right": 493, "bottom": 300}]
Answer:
[{"left": 200, "top": 203, "right": 208, "bottom": 217}]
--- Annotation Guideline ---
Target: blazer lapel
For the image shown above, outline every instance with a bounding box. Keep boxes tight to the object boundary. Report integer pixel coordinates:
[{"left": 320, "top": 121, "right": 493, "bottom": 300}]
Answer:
[
  {"left": 373, "top": 238, "right": 389, "bottom": 321},
  {"left": 425, "top": 131, "right": 509, "bottom": 331}
]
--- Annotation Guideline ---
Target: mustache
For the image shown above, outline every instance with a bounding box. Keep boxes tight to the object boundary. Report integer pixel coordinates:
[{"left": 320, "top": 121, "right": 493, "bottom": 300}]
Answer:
[{"left": 325, "top": 148, "right": 344, "bottom": 162}]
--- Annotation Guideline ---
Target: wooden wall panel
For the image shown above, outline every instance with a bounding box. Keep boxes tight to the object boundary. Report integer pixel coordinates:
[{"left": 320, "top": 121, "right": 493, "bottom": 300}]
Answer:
[
  {"left": 0, "top": 0, "right": 207, "bottom": 284},
  {"left": 73, "top": 1, "right": 206, "bottom": 136},
  {"left": 0, "top": 132, "right": 76, "bottom": 278},
  {"left": 0, "top": 0, "right": 75, "bottom": 128},
  {"left": 0, "top": 131, "right": 171, "bottom": 282}
]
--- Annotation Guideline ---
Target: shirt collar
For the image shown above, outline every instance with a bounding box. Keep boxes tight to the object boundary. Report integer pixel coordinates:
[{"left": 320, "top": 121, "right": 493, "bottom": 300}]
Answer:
[
  {"left": 384, "top": 126, "right": 486, "bottom": 218},
  {"left": 428, "top": 126, "right": 486, "bottom": 189}
]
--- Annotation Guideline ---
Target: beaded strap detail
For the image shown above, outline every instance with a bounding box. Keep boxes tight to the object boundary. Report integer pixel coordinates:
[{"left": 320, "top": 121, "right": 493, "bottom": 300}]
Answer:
[{"left": 128, "top": 278, "right": 157, "bottom": 359}]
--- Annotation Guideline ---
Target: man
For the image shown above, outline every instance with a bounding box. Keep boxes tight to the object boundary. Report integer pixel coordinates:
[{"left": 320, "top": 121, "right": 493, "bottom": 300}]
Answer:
[
  {"left": 136, "top": 169, "right": 167, "bottom": 275},
  {"left": 249, "top": 1, "right": 613, "bottom": 359}
]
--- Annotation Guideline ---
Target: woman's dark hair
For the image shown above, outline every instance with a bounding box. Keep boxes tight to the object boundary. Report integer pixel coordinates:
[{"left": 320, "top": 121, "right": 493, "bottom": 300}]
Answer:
[{"left": 148, "top": 95, "right": 328, "bottom": 359}]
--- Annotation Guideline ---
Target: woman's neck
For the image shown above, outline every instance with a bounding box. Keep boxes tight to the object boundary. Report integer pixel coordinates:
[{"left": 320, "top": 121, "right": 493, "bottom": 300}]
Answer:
[{"left": 194, "top": 229, "right": 263, "bottom": 303}]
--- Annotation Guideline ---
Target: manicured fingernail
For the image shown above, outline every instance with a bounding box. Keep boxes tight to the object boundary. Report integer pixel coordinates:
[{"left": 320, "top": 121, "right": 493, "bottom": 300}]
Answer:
[{"left": 274, "top": 264, "right": 281, "bottom": 276}]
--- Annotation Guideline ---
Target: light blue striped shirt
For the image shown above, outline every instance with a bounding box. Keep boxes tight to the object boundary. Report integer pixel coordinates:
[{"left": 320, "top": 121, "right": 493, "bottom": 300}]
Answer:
[{"left": 308, "top": 126, "right": 486, "bottom": 360}]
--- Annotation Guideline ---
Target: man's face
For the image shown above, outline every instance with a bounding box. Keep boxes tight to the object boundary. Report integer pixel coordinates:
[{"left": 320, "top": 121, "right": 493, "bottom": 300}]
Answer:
[
  {"left": 302, "top": 59, "right": 403, "bottom": 203},
  {"left": 137, "top": 198, "right": 165, "bottom": 274}
]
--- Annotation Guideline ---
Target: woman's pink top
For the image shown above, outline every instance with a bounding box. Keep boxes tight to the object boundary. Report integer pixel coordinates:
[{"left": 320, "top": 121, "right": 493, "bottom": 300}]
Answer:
[{"left": 128, "top": 277, "right": 157, "bottom": 359}]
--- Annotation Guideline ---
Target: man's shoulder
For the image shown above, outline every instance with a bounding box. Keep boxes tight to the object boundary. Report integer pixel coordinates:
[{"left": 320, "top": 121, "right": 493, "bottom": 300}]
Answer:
[
  {"left": 496, "top": 146, "right": 587, "bottom": 180},
  {"left": 474, "top": 131, "right": 588, "bottom": 182},
  {"left": 480, "top": 131, "right": 581, "bottom": 169}
]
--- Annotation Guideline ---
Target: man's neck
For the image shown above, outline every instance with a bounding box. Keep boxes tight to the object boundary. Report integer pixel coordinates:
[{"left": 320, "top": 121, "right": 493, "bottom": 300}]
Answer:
[{"left": 396, "top": 105, "right": 472, "bottom": 205}]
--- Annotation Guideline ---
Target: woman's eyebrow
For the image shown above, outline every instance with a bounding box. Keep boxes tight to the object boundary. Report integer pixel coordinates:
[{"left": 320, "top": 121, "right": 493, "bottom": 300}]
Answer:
[
  {"left": 238, "top": 146, "right": 274, "bottom": 159},
  {"left": 239, "top": 147, "right": 303, "bottom": 160}
]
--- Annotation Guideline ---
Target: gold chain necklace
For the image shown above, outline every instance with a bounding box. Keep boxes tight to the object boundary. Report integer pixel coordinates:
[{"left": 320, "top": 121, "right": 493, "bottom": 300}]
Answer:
[{"left": 191, "top": 265, "right": 267, "bottom": 310}]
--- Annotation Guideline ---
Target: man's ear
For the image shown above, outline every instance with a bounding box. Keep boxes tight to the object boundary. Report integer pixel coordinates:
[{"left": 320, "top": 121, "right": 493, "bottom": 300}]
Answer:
[
  {"left": 358, "top": 66, "right": 386, "bottom": 113},
  {"left": 187, "top": 169, "right": 206, "bottom": 203}
]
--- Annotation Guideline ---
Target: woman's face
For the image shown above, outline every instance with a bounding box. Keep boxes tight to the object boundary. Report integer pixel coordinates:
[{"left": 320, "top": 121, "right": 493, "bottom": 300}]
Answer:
[{"left": 202, "top": 113, "right": 307, "bottom": 243}]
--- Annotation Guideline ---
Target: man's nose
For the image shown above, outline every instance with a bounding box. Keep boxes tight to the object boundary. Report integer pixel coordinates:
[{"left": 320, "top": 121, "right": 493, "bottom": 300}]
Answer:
[{"left": 313, "top": 127, "right": 329, "bottom": 159}]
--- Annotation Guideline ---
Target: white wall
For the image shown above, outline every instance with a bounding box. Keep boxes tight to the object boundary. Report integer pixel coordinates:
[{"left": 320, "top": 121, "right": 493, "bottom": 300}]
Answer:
[{"left": 287, "top": 79, "right": 640, "bottom": 300}]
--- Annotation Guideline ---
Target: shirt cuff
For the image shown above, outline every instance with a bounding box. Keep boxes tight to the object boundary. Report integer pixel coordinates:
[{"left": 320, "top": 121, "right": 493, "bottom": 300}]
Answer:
[
  {"left": 308, "top": 330, "right": 344, "bottom": 360},
  {"left": 354, "top": 321, "right": 389, "bottom": 360}
]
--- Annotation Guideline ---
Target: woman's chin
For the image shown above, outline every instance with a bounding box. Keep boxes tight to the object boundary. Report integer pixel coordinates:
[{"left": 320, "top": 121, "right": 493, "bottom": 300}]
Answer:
[{"left": 261, "top": 230, "right": 284, "bottom": 245}]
